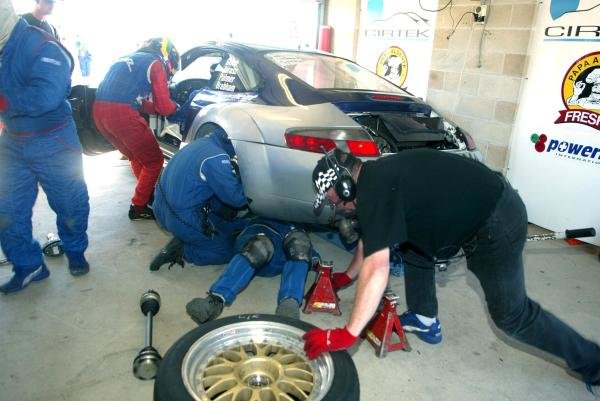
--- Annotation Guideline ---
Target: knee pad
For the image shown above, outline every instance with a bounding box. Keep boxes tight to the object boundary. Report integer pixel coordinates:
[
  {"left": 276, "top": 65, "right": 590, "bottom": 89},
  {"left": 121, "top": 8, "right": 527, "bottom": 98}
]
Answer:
[
  {"left": 283, "top": 230, "right": 312, "bottom": 263},
  {"left": 240, "top": 233, "right": 274, "bottom": 269}
]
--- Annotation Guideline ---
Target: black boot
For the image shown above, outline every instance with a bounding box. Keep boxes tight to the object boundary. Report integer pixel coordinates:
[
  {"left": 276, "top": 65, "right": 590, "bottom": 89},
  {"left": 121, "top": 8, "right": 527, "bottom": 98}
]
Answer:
[
  {"left": 129, "top": 204, "right": 155, "bottom": 221},
  {"left": 186, "top": 294, "right": 224, "bottom": 324},
  {"left": 149, "top": 237, "right": 184, "bottom": 271}
]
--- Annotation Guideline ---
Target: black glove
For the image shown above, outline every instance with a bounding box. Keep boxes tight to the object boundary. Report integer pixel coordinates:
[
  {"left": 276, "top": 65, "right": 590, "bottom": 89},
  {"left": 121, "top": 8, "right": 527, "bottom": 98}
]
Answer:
[{"left": 230, "top": 156, "right": 240, "bottom": 178}]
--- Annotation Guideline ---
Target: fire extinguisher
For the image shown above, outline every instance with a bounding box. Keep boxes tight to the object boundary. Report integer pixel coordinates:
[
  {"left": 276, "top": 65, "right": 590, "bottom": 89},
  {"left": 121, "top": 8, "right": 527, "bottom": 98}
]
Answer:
[{"left": 318, "top": 25, "right": 332, "bottom": 53}]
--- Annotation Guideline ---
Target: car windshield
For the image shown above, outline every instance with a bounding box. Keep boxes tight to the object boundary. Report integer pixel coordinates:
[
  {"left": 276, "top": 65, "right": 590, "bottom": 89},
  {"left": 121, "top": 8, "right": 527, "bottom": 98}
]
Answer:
[{"left": 265, "top": 51, "right": 405, "bottom": 93}]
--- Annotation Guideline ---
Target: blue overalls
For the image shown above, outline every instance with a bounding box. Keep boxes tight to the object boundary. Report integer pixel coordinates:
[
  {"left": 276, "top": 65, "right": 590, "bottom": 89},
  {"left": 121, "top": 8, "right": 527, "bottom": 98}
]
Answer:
[
  {"left": 152, "top": 132, "right": 247, "bottom": 265},
  {"left": 0, "top": 20, "right": 89, "bottom": 273},
  {"left": 210, "top": 218, "right": 315, "bottom": 306}
]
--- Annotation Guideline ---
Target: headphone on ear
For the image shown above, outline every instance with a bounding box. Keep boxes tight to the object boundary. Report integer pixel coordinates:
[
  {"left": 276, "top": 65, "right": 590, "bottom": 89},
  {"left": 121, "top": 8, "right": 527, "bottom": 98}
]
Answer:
[{"left": 324, "top": 149, "right": 357, "bottom": 202}]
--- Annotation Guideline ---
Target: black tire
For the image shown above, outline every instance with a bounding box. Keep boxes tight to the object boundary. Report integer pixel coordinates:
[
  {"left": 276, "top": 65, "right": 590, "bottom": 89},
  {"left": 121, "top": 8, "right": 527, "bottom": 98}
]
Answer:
[{"left": 154, "top": 314, "right": 359, "bottom": 401}]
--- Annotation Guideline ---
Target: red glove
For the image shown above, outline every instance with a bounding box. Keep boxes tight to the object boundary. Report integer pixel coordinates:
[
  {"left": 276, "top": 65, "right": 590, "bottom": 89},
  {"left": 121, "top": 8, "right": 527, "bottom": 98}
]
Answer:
[
  {"left": 331, "top": 272, "right": 353, "bottom": 291},
  {"left": 139, "top": 100, "right": 156, "bottom": 115},
  {"left": 303, "top": 327, "right": 358, "bottom": 360},
  {"left": 0, "top": 95, "right": 7, "bottom": 112}
]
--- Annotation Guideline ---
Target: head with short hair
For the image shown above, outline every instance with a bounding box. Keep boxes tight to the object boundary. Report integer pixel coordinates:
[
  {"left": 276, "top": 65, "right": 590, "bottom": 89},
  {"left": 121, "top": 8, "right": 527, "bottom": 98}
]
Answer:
[{"left": 34, "top": 0, "right": 55, "bottom": 18}]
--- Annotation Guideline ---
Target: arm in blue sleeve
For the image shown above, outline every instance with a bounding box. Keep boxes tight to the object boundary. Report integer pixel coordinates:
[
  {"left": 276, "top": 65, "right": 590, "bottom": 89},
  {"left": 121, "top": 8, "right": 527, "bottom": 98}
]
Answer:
[
  {"left": 4, "top": 40, "right": 72, "bottom": 117},
  {"left": 201, "top": 154, "right": 248, "bottom": 208}
]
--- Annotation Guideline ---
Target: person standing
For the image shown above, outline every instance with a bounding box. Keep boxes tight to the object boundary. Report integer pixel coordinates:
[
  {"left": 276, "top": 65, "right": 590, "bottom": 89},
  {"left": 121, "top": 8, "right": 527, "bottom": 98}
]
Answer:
[
  {"left": 149, "top": 129, "right": 248, "bottom": 270},
  {"left": 93, "top": 38, "right": 179, "bottom": 220},
  {"left": 304, "top": 148, "right": 600, "bottom": 396},
  {"left": 0, "top": 0, "right": 90, "bottom": 293},
  {"left": 21, "top": 0, "right": 59, "bottom": 40}
]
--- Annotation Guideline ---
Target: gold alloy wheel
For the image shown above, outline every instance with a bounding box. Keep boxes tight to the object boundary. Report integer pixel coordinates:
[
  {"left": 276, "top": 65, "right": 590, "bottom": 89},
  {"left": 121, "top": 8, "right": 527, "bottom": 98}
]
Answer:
[{"left": 182, "top": 321, "right": 334, "bottom": 401}]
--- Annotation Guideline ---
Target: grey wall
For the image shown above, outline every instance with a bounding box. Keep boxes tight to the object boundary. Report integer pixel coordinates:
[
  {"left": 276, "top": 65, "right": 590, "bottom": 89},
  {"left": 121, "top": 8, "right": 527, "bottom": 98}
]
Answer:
[{"left": 425, "top": 0, "right": 537, "bottom": 171}]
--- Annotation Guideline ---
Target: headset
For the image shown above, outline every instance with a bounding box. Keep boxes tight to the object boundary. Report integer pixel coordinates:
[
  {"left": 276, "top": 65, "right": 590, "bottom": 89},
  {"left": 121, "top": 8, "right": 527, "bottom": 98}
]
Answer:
[{"left": 323, "top": 148, "right": 357, "bottom": 202}]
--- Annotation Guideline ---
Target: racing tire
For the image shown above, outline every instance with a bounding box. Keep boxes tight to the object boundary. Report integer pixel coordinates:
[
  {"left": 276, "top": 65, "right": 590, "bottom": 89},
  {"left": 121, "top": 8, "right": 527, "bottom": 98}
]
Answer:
[{"left": 153, "top": 314, "right": 359, "bottom": 401}]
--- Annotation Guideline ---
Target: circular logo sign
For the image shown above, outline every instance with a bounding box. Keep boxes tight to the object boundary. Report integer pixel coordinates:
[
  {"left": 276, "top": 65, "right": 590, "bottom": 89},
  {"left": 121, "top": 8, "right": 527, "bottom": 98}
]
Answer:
[
  {"left": 561, "top": 51, "right": 600, "bottom": 112},
  {"left": 376, "top": 46, "right": 408, "bottom": 87}
]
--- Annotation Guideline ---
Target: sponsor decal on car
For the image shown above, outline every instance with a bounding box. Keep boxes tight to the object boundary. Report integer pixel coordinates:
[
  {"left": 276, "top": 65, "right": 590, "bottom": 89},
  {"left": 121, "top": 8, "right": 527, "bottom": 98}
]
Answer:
[
  {"left": 531, "top": 132, "right": 600, "bottom": 165},
  {"left": 376, "top": 46, "right": 408, "bottom": 87},
  {"left": 554, "top": 51, "right": 600, "bottom": 131}
]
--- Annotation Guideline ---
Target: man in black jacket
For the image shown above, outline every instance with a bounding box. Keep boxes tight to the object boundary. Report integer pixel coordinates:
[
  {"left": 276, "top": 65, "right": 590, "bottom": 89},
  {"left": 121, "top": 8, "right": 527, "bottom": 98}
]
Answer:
[{"left": 304, "top": 148, "right": 599, "bottom": 396}]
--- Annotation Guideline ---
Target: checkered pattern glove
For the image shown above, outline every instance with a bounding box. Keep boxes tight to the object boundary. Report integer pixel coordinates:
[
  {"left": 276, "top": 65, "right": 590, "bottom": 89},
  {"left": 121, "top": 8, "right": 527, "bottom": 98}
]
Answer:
[
  {"left": 331, "top": 272, "right": 353, "bottom": 291},
  {"left": 303, "top": 327, "right": 357, "bottom": 360}
]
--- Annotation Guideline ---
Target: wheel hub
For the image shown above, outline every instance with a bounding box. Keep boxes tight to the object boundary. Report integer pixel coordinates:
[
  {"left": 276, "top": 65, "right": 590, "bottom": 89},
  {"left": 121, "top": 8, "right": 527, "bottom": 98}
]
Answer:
[{"left": 239, "top": 358, "right": 278, "bottom": 387}]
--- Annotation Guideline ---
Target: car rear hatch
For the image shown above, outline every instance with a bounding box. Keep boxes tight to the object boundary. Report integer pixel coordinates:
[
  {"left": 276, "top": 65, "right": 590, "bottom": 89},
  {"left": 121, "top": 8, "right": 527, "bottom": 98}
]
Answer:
[{"left": 316, "top": 90, "right": 469, "bottom": 154}]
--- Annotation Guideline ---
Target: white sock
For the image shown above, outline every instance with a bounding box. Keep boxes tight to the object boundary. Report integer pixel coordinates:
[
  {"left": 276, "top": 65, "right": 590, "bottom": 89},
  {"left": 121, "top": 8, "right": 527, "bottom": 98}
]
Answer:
[{"left": 416, "top": 314, "right": 436, "bottom": 326}]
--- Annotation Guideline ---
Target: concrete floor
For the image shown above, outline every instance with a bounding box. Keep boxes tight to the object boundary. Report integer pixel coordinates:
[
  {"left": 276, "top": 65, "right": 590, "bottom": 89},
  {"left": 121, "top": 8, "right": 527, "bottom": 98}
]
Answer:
[{"left": 1, "top": 151, "right": 599, "bottom": 401}]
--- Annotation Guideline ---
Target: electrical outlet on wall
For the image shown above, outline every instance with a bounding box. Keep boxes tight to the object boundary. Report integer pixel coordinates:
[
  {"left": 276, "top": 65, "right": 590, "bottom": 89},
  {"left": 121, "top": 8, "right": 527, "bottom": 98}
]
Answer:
[{"left": 474, "top": 4, "right": 488, "bottom": 23}]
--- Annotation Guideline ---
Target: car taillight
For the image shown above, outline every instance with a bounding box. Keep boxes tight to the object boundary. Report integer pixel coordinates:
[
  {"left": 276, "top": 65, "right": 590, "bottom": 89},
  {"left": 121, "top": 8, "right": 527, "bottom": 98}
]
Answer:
[
  {"left": 284, "top": 133, "right": 336, "bottom": 153},
  {"left": 346, "top": 140, "right": 380, "bottom": 157},
  {"left": 369, "top": 94, "right": 406, "bottom": 102},
  {"left": 284, "top": 132, "right": 380, "bottom": 157}
]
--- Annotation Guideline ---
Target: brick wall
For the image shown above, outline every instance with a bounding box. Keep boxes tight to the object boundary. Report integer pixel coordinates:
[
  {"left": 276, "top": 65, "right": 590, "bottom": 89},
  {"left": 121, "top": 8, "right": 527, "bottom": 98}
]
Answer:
[{"left": 427, "top": 0, "right": 537, "bottom": 171}]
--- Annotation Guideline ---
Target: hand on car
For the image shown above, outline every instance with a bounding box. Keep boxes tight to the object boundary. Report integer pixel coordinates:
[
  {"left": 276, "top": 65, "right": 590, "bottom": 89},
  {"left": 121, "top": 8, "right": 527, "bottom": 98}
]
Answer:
[
  {"left": 303, "top": 327, "right": 358, "bottom": 360},
  {"left": 331, "top": 272, "right": 353, "bottom": 291}
]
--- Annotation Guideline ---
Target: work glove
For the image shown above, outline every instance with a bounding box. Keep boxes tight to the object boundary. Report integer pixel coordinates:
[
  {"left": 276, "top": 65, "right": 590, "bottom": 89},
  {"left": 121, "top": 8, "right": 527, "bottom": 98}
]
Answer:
[
  {"left": 303, "top": 327, "right": 358, "bottom": 360},
  {"left": 139, "top": 100, "right": 156, "bottom": 115},
  {"left": 0, "top": 95, "right": 7, "bottom": 112},
  {"left": 331, "top": 272, "right": 353, "bottom": 291}
]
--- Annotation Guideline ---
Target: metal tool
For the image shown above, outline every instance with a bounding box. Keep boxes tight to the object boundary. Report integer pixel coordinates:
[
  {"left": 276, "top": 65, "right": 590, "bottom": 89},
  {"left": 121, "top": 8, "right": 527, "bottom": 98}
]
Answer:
[
  {"left": 365, "top": 292, "right": 411, "bottom": 358},
  {"left": 303, "top": 260, "right": 342, "bottom": 316},
  {"left": 42, "top": 233, "right": 64, "bottom": 257},
  {"left": 526, "top": 227, "right": 596, "bottom": 242},
  {"left": 133, "top": 290, "right": 162, "bottom": 380}
]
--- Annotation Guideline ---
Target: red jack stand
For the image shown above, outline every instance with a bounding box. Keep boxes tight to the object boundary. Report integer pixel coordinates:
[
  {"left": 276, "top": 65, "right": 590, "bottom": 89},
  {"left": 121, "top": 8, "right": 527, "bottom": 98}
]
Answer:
[
  {"left": 365, "top": 293, "right": 411, "bottom": 357},
  {"left": 303, "top": 260, "right": 341, "bottom": 316}
]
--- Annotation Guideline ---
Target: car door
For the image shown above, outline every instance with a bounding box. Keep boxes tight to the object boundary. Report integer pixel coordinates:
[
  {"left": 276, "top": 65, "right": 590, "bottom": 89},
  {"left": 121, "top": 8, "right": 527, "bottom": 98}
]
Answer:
[{"left": 69, "top": 85, "right": 115, "bottom": 155}]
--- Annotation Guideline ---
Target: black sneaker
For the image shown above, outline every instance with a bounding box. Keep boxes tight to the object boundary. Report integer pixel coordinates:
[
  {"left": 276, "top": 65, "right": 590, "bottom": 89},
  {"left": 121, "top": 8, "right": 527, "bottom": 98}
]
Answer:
[
  {"left": 128, "top": 204, "right": 155, "bottom": 221},
  {"left": 186, "top": 294, "right": 224, "bottom": 324},
  {"left": 149, "top": 237, "right": 184, "bottom": 271}
]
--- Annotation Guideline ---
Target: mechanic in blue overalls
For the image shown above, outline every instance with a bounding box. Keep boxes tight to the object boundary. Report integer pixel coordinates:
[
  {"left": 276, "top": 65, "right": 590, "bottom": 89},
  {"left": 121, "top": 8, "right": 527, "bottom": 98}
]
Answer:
[
  {"left": 186, "top": 218, "right": 315, "bottom": 322},
  {"left": 149, "top": 128, "right": 248, "bottom": 270},
  {"left": 0, "top": 0, "right": 90, "bottom": 293}
]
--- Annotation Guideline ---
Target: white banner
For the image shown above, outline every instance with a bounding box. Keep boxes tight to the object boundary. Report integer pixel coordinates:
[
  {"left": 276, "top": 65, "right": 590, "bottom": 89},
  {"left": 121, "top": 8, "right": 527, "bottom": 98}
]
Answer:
[
  {"left": 356, "top": 0, "right": 437, "bottom": 99},
  {"left": 507, "top": 0, "right": 600, "bottom": 245}
]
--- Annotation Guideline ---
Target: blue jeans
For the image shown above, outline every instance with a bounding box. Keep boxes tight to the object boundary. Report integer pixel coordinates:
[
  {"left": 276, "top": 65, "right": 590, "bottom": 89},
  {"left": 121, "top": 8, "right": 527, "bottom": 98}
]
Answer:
[
  {"left": 405, "top": 181, "right": 600, "bottom": 383},
  {"left": 210, "top": 223, "right": 310, "bottom": 305}
]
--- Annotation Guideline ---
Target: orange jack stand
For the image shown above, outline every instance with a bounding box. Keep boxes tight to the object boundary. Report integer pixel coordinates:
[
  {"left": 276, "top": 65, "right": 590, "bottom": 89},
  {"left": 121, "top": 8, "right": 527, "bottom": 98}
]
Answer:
[
  {"left": 365, "top": 293, "right": 411, "bottom": 357},
  {"left": 303, "top": 260, "right": 341, "bottom": 316}
]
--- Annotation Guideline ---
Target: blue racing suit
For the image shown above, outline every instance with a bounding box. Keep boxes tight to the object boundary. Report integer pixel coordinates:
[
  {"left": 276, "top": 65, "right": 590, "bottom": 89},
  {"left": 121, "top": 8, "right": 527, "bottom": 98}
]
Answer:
[
  {"left": 0, "top": 20, "right": 89, "bottom": 271},
  {"left": 153, "top": 131, "right": 247, "bottom": 265},
  {"left": 210, "top": 218, "right": 316, "bottom": 306}
]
